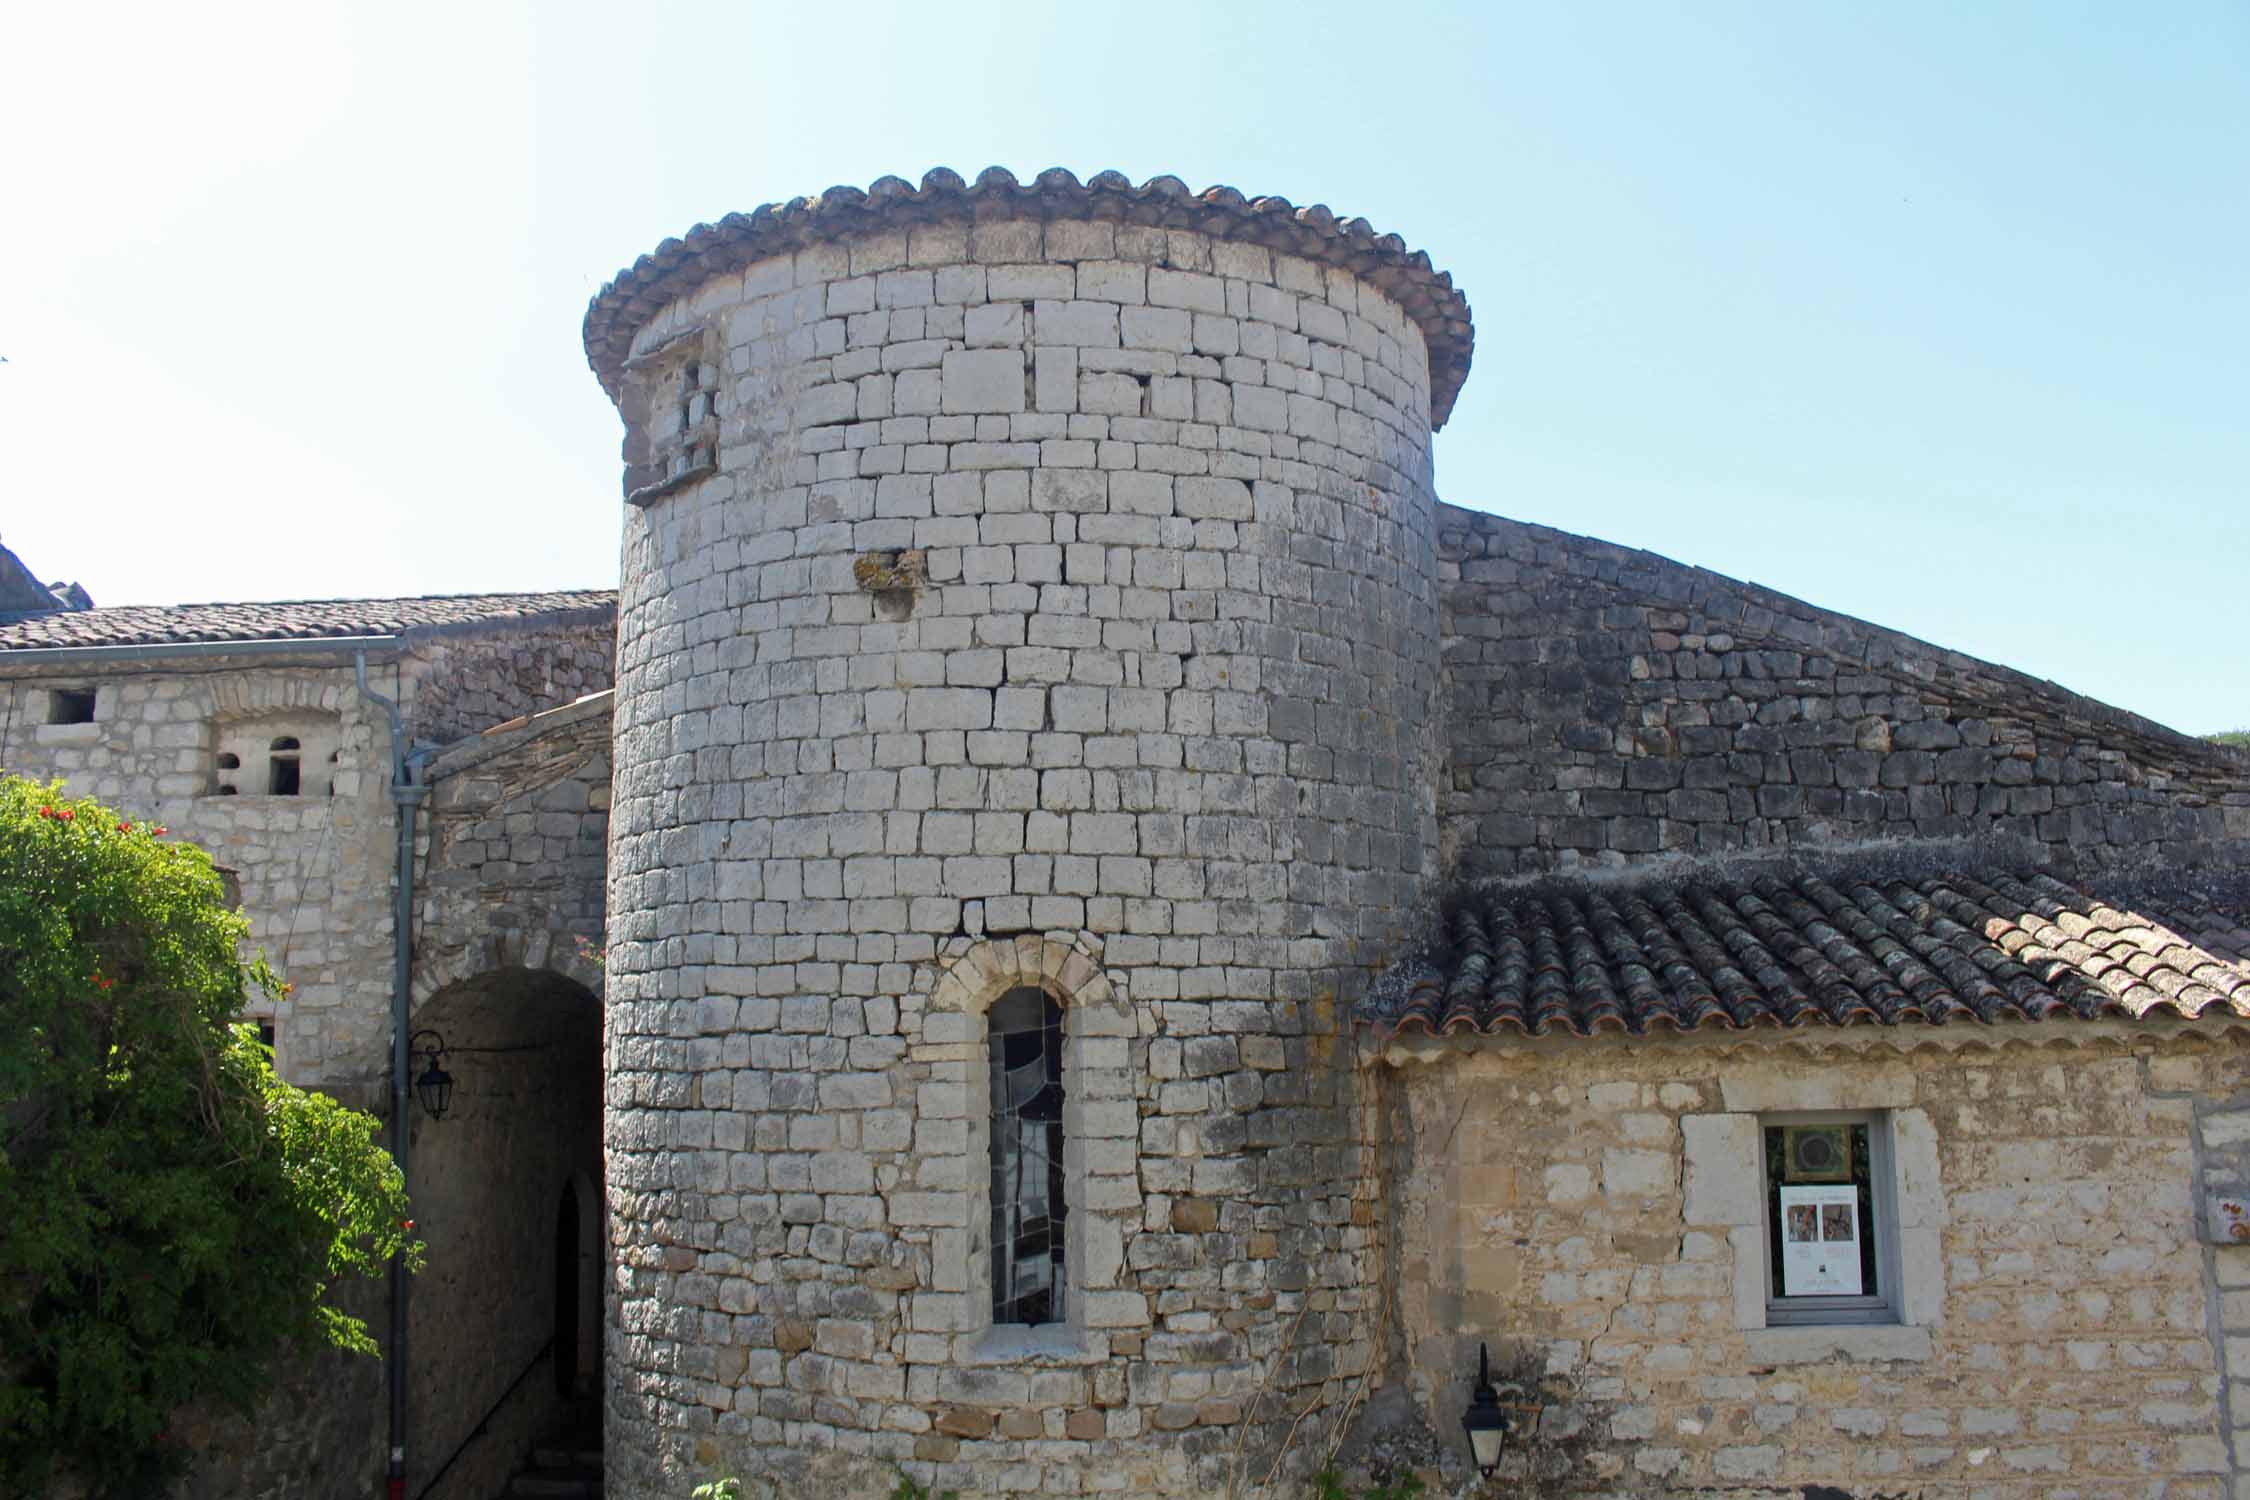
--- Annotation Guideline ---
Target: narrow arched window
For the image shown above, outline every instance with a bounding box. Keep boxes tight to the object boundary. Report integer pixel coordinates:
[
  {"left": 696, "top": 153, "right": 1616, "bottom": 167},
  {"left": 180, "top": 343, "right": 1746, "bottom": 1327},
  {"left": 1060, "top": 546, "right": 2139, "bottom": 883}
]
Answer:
[
  {"left": 268, "top": 736, "right": 301, "bottom": 796},
  {"left": 989, "top": 986, "right": 1065, "bottom": 1325}
]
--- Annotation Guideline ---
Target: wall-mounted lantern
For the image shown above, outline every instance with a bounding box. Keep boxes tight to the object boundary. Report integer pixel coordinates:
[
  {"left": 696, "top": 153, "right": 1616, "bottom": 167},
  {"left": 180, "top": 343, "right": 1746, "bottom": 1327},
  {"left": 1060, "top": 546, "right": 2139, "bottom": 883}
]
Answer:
[
  {"left": 410, "top": 1030, "right": 454, "bottom": 1121},
  {"left": 1461, "top": 1342, "right": 1535, "bottom": 1477}
]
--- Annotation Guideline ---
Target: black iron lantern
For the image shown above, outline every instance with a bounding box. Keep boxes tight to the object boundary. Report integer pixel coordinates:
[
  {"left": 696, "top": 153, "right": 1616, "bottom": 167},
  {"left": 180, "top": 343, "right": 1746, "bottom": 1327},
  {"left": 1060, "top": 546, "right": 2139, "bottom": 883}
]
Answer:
[
  {"left": 410, "top": 1030, "right": 454, "bottom": 1121},
  {"left": 1461, "top": 1342, "right": 1516, "bottom": 1476}
]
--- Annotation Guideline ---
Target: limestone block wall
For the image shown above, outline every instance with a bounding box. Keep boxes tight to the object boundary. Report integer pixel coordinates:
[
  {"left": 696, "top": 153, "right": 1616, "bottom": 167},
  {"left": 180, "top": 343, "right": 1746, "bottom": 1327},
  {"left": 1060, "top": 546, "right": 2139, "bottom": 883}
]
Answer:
[
  {"left": 598, "top": 189, "right": 1455, "bottom": 1497},
  {"left": 0, "top": 663, "right": 397, "bottom": 1088},
  {"left": 2, "top": 641, "right": 619, "bottom": 1500},
  {"left": 2179, "top": 1078, "right": 2250, "bottom": 1494},
  {"left": 1436, "top": 505, "right": 2250, "bottom": 882},
  {"left": 1382, "top": 1030, "right": 2249, "bottom": 1496}
]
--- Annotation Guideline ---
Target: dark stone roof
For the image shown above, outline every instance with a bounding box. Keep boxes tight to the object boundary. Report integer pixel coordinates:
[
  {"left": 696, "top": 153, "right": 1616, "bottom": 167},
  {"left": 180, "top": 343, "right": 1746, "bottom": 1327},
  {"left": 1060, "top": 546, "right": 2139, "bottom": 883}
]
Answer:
[
  {"left": 1376, "top": 865, "right": 2250, "bottom": 1039},
  {"left": 582, "top": 166, "right": 1476, "bottom": 426},
  {"left": 0, "top": 590, "right": 617, "bottom": 652}
]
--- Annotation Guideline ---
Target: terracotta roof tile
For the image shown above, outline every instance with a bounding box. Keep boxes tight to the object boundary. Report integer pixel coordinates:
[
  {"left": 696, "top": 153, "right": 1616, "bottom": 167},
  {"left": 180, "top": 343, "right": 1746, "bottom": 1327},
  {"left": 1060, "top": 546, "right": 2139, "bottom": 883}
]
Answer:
[
  {"left": 0, "top": 591, "right": 616, "bottom": 652},
  {"left": 1378, "top": 867, "right": 2250, "bottom": 1039}
]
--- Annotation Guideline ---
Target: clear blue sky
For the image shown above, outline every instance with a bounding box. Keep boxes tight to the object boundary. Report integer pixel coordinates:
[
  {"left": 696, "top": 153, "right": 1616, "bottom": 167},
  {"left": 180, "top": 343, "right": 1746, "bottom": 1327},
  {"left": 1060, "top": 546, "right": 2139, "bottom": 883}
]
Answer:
[{"left": 4, "top": 2, "right": 2243, "bottom": 731}]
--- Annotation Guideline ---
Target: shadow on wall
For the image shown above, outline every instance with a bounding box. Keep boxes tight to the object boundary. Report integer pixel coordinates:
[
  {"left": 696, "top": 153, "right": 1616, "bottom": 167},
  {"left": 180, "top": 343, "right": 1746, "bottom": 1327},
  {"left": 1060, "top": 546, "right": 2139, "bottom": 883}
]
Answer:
[{"left": 407, "top": 968, "right": 604, "bottom": 1500}]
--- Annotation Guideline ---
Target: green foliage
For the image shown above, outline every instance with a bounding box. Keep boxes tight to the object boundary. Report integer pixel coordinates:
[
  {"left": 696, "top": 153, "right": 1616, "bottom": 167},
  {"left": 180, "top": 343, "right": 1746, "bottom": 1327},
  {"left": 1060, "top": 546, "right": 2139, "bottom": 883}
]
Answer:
[
  {"left": 2209, "top": 730, "right": 2250, "bottom": 749},
  {"left": 0, "top": 776, "right": 421, "bottom": 1496},
  {"left": 691, "top": 1481, "right": 743, "bottom": 1500},
  {"left": 890, "top": 1467, "right": 958, "bottom": 1500},
  {"left": 1312, "top": 1468, "right": 1425, "bottom": 1500}
]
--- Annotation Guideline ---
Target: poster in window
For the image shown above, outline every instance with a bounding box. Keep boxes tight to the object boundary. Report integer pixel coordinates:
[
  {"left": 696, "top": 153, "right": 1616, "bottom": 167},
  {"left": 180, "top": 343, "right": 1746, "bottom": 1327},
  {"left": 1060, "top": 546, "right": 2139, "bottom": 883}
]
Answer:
[{"left": 1780, "top": 1184, "right": 1862, "bottom": 1296}]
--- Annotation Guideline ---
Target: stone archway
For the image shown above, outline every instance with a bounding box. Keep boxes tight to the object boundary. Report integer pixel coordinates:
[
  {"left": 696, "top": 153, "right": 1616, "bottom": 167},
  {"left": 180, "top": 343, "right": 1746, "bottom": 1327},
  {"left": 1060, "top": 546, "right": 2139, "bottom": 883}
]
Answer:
[{"left": 404, "top": 967, "right": 603, "bottom": 1500}]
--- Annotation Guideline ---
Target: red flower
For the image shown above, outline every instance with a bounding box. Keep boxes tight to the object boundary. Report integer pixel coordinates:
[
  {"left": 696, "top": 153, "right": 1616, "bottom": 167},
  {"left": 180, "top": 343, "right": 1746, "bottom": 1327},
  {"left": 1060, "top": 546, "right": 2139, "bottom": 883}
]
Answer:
[
  {"left": 56, "top": 808, "right": 74, "bottom": 821},
  {"left": 118, "top": 822, "right": 133, "bottom": 832},
  {"left": 152, "top": 826, "right": 168, "bottom": 836},
  {"left": 401, "top": 1218, "right": 416, "bottom": 1232}
]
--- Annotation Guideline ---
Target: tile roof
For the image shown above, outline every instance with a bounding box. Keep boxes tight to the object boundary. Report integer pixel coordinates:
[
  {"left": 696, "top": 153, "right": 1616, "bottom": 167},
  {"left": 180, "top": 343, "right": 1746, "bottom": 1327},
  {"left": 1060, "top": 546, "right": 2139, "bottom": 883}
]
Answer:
[
  {"left": 583, "top": 166, "right": 1476, "bottom": 426},
  {"left": 0, "top": 591, "right": 617, "bottom": 653},
  {"left": 1378, "top": 868, "right": 2250, "bottom": 1040}
]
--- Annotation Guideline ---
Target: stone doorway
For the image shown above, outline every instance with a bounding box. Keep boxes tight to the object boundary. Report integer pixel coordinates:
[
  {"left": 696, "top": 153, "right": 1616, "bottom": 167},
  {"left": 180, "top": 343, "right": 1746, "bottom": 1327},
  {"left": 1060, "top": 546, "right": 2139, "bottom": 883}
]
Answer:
[{"left": 554, "top": 1172, "right": 602, "bottom": 1400}]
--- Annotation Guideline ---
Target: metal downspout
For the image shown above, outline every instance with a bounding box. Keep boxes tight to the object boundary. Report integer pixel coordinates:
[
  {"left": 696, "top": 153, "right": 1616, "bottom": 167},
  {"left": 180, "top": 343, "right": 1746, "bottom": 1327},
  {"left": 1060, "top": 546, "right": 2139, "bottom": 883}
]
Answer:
[{"left": 357, "top": 650, "right": 427, "bottom": 1500}]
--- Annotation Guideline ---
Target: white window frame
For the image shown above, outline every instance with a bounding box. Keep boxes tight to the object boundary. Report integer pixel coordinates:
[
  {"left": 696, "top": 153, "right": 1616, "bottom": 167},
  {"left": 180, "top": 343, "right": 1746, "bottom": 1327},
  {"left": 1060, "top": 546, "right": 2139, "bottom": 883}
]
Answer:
[{"left": 1756, "top": 1109, "right": 1903, "bottom": 1328}]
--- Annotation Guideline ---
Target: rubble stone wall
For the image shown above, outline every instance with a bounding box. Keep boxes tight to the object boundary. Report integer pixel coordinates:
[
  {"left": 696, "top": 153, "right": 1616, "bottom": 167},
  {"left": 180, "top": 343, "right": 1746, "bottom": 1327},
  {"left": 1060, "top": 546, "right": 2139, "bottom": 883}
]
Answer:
[
  {"left": 415, "top": 693, "right": 612, "bottom": 1007},
  {"left": 400, "top": 614, "right": 616, "bottom": 747},
  {"left": 1383, "top": 1028, "right": 2248, "bottom": 1497},
  {"left": 603, "top": 212, "right": 1442, "bottom": 1497},
  {"left": 1435, "top": 506, "right": 2250, "bottom": 883}
]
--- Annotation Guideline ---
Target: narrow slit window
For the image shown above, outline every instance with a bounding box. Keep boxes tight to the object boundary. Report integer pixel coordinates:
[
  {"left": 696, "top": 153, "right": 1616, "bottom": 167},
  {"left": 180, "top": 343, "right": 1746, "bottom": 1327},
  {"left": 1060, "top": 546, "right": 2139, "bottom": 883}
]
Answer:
[
  {"left": 989, "top": 987, "right": 1066, "bottom": 1326},
  {"left": 268, "top": 736, "right": 301, "bottom": 796}
]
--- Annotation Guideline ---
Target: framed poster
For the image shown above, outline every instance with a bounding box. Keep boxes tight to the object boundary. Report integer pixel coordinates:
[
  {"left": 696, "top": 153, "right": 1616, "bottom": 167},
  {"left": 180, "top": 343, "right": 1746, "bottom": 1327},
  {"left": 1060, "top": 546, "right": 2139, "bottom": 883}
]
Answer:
[{"left": 1779, "top": 1184, "right": 1862, "bottom": 1296}]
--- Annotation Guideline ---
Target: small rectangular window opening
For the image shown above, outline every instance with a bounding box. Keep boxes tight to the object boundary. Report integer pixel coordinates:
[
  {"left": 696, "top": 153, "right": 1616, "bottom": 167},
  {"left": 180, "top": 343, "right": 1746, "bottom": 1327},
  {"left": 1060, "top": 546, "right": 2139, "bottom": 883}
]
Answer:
[
  {"left": 268, "top": 736, "right": 301, "bottom": 796},
  {"left": 49, "top": 689, "right": 96, "bottom": 724},
  {"left": 989, "top": 986, "right": 1066, "bottom": 1326}
]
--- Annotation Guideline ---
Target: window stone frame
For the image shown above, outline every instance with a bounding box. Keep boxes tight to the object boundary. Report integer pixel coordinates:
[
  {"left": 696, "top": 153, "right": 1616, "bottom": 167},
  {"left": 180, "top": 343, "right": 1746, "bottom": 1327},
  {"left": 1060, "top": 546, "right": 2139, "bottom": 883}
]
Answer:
[
  {"left": 1681, "top": 1074, "right": 1945, "bottom": 1365},
  {"left": 919, "top": 937, "right": 1140, "bottom": 1369}
]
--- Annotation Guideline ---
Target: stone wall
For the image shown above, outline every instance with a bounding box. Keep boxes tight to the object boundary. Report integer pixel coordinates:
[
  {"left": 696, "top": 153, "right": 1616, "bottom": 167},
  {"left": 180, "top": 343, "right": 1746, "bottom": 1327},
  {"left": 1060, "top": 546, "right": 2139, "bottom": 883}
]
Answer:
[
  {"left": 415, "top": 691, "right": 613, "bottom": 1007},
  {"left": 1381, "top": 1027, "right": 2249, "bottom": 1496},
  {"left": 400, "top": 613, "right": 616, "bottom": 747},
  {"left": 0, "top": 632, "right": 617, "bottom": 1500},
  {"left": 402, "top": 690, "right": 614, "bottom": 1499},
  {"left": 0, "top": 662, "right": 398, "bottom": 1090},
  {"left": 602, "top": 210, "right": 1441, "bottom": 1497},
  {"left": 2178, "top": 1073, "right": 2250, "bottom": 1496},
  {"left": 168, "top": 1280, "right": 387, "bottom": 1500},
  {"left": 1435, "top": 505, "right": 2250, "bottom": 883}
]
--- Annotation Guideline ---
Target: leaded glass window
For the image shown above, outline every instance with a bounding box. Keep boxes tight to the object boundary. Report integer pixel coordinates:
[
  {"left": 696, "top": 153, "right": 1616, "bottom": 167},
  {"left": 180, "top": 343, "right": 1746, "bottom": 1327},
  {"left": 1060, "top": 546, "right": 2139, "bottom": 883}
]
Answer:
[{"left": 989, "top": 987, "right": 1065, "bottom": 1325}]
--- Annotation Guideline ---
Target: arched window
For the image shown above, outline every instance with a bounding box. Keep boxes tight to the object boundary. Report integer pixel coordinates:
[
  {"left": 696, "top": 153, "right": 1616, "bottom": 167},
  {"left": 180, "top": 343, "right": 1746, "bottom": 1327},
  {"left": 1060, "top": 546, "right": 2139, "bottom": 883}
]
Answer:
[
  {"left": 205, "top": 713, "right": 339, "bottom": 798},
  {"left": 988, "top": 986, "right": 1066, "bottom": 1325},
  {"left": 268, "top": 736, "right": 302, "bottom": 796}
]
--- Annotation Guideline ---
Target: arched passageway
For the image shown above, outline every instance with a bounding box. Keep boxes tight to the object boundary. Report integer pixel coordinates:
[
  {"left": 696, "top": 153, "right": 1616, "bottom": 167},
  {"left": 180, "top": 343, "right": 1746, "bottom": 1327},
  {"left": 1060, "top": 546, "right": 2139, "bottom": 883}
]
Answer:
[{"left": 404, "top": 967, "right": 602, "bottom": 1500}]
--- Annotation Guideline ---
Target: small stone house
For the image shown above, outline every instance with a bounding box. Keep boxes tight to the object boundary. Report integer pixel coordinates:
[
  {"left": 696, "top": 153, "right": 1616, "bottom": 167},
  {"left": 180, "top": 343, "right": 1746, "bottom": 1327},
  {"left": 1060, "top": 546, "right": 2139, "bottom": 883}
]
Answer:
[
  {"left": 8, "top": 169, "right": 2250, "bottom": 1500},
  {"left": 0, "top": 577, "right": 619, "bottom": 1500}
]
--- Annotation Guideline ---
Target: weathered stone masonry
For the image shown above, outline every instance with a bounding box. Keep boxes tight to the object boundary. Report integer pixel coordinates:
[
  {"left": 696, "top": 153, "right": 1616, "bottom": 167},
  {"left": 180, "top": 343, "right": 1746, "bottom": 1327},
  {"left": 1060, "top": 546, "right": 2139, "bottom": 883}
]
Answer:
[
  {"left": 1436, "top": 505, "right": 2250, "bottom": 882},
  {"left": 0, "top": 607, "right": 617, "bottom": 1500},
  {"left": 1383, "top": 1031, "right": 2248, "bottom": 1497},
  {"left": 590, "top": 170, "right": 1468, "bottom": 1497}
]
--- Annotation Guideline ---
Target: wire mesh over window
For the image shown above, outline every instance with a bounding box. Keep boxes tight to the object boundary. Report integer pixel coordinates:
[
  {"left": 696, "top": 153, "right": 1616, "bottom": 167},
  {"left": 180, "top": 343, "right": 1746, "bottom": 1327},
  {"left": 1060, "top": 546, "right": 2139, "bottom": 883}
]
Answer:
[{"left": 989, "top": 986, "right": 1065, "bottom": 1325}]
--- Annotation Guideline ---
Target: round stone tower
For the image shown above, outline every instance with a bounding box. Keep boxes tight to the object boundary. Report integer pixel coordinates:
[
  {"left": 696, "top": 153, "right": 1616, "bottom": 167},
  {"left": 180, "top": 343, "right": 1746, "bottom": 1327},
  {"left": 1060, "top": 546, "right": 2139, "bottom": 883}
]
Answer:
[{"left": 584, "top": 168, "right": 1473, "bottom": 1498}]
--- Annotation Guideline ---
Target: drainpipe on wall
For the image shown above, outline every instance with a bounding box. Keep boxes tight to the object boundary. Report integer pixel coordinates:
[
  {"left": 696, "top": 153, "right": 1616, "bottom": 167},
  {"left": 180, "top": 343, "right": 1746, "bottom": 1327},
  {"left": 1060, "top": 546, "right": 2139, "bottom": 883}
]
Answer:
[{"left": 356, "top": 650, "right": 428, "bottom": 1500}]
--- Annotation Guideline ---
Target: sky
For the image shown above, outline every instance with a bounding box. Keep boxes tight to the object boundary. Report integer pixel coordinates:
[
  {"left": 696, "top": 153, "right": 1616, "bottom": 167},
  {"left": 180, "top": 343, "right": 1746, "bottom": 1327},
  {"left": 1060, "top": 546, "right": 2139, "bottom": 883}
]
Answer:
[{"left": 3, "top": 2, "right": 2244, "bottom": 732}]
